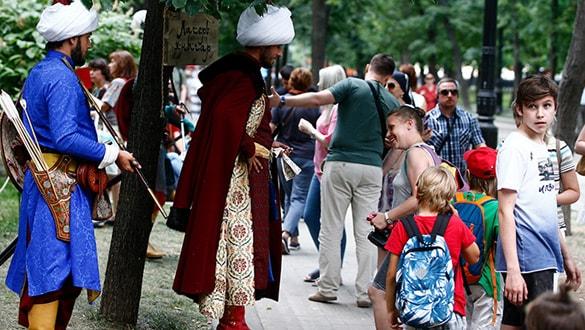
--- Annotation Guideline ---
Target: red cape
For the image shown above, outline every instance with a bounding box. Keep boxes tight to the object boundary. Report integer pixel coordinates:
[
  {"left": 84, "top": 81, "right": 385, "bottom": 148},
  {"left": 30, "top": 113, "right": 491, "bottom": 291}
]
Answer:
[{"left": 172, "top": 53, "right": 281, "bottom": 301}]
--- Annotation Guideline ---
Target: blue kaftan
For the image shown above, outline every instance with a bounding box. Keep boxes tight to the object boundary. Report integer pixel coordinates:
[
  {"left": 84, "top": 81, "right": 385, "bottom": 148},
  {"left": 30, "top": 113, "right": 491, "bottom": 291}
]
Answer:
[{"left": 5, "top": 50, "right": 106, "bottom": 298}]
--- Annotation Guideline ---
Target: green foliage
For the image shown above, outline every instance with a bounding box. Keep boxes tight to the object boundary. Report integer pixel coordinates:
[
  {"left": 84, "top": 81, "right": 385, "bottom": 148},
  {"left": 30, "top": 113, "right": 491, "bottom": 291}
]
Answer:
[
  {"left": 162, "top": 0, "right": 282, "bottom": 17},
  {"left": 0, "top": 0, "right": 142, "bottom": 96},
  {"left": 0, "top": 0, "right": 46, "bottom": 95},
  {"left": 279, "top": 0, "right": 575, "bottom": 82},
  {"left": 497, "top": 0, "right": 577, "bottom": 73},
  {"left": 88, "top": 6, "right": 143, "bottom": 61}
]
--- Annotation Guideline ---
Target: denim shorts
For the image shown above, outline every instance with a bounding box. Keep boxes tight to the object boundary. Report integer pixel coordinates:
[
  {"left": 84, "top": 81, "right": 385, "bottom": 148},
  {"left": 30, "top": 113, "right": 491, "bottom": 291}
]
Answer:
[{"left": 372, "top": 254, "right": 390, "bottom": 291}]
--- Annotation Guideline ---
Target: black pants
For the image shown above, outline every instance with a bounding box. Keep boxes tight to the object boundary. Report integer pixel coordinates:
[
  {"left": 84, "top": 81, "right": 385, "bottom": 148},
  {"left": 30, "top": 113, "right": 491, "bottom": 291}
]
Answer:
[{"left": 501, "top": 269, "right": 555, "bottom": 327}]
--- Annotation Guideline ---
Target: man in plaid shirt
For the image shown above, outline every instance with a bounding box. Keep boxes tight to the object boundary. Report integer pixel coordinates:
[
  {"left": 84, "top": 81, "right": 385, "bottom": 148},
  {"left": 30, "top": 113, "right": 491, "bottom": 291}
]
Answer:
[{"left": 426, "top": 77, "right": 486, "bottom": 171}]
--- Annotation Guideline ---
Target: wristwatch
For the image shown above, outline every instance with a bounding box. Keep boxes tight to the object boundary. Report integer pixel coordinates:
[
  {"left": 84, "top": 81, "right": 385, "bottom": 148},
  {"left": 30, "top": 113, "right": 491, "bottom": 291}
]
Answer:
[
  {"left": 279, "top": 95, "right": 286, "bottom": 106},
  {"left": 384, "top": 211, "right": 392, "bottom": 224}
]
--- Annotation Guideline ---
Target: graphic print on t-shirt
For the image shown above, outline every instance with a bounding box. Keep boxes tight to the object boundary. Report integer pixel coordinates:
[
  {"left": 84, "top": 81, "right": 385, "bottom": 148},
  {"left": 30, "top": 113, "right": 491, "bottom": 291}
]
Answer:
[{"left": 538, "top": 157, "right": 554, "bottom": 181}]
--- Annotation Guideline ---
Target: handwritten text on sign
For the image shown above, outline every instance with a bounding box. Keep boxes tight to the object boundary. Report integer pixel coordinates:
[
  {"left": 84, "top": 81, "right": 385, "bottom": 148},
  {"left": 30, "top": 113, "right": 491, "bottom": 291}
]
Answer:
[{"left": 163, "top": 11, "right": 218, "bottom": 66}]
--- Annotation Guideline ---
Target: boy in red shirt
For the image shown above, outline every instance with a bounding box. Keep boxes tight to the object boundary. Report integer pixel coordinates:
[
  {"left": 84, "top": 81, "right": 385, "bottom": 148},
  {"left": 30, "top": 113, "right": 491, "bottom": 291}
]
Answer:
[{"left": 385, "top": 167, "right": 479, "bottom": 329}]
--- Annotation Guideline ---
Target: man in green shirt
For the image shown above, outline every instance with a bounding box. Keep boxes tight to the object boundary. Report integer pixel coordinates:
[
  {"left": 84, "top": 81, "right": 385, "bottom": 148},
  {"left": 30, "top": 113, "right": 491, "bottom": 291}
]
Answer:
[{"left": 269, "top": 54, "right": 399, "bottom": 307}]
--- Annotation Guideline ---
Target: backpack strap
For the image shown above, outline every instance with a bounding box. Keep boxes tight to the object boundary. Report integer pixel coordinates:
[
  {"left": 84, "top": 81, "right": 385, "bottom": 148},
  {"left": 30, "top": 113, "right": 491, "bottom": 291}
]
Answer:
[
  {"left": 461, "top": 263, "right": 472, "bottom": 296},
  {"left": 555, "top": 138, "right": 564, "bottom": 192},
  {"left": 476, "top": 195, "right": 495, "bottom": 205},
  {"left": 489, "top": 245, "right": 499, "bottom": 325},
  {"left": 401, "top": 215, "right": 424, "bottom": 243},
  {"left": 416, "top": 143, "right": 442, "bottom": 166},
  {"left": 454, "top": 192, "right": 466, "bottom": 203},
  {"left": 430, "top": 212, "right": 452, "bottom": 243},
  {"left": 366, "top": 81, "right": 389, "bottom": 159}
]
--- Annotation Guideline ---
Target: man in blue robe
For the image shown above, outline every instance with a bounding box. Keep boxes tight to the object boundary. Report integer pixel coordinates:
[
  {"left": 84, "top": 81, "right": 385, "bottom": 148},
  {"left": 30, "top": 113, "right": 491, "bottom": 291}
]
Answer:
[{"left": 4, "top": 1, "right": 135, "bottom": 328}]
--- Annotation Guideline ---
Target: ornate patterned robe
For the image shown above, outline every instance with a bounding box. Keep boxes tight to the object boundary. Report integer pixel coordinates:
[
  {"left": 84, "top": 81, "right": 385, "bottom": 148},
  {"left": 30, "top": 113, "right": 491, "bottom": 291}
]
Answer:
[{"left": 172, "top": 53, "right": 281, "bottom": 315}]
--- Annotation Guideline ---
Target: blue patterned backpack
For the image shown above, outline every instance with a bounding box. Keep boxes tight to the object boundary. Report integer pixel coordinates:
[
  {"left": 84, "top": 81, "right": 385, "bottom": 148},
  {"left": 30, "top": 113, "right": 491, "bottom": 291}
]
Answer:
[{"left": 395, "top": 213, "right": 455, "bottom": 328}]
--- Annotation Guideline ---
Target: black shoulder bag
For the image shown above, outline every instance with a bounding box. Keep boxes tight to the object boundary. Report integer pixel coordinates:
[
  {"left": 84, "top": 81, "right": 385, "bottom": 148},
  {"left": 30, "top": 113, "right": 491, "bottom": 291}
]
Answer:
[{"left": 366, "top": 81, "right": 389, "bottom": 159}]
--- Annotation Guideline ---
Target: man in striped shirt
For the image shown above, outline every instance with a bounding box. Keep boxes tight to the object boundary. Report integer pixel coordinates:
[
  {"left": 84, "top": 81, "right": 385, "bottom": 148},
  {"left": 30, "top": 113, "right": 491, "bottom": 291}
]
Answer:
[{"left": 426, "top": 77, "right": 486, "bottom": 171}]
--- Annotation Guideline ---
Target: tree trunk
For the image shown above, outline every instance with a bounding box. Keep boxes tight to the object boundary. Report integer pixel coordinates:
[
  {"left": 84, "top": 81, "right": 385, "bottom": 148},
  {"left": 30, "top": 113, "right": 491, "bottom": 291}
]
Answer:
[
  {"left": 548, "top": 0, "right": 559, "bottom": 77},
  {"left": 442, "top": 16, "right": 471, "bottom": 110},
  {"left": 555, "top": 0, "right": 585, "bottom": 149},
  {"left": 311, "top": 0, "right": 329, "bottom": 80},
  {"left": 427, "top": 29, "right": 438, "bottom": 79},
  {"left": 512, "top": 21, "right": 522, "bottom": 98},
  {"left": 555, "top": 0, "right": 585, "bottom": 236},
  {"left": 99, "top": 0, "right": 165, "bottom": 324}
]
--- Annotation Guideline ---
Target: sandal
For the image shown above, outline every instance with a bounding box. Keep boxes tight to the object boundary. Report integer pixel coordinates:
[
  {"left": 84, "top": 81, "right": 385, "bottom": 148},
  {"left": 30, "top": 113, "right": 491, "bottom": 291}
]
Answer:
[
  {"left": 304, "top": 269, "right": 320, "bottom": 282},
  {"left": 281, "top": 236, "right": 290, "bottom": 255}
]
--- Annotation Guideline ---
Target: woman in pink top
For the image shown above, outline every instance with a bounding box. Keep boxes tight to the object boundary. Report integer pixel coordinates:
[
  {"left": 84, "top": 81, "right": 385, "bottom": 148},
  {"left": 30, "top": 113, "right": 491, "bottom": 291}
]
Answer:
[{"left": 298, "top": 65, "right": 347, "bottom": 282}]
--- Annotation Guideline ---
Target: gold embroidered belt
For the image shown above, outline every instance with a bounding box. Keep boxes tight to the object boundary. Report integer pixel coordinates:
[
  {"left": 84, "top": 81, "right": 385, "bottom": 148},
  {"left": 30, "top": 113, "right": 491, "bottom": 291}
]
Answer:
[{"left": 28, "top": 153, "right": 78, "bottom": 242}]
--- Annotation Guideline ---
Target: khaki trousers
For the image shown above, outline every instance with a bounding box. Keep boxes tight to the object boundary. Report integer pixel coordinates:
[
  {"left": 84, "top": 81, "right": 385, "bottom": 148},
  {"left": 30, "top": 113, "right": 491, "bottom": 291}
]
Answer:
[{"left": 318, "top": 161, "right": 381, "bottom": 300}]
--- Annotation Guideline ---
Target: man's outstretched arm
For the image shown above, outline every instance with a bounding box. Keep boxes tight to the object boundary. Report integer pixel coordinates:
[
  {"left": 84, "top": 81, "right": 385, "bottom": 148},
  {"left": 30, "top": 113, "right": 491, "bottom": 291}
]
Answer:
[{"left": 268, "top": 87, "right": 335, "bottom": 108}]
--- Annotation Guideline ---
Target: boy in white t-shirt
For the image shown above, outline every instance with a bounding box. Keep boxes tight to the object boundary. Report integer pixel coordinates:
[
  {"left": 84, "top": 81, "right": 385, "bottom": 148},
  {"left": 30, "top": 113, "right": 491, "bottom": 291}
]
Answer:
[{"left": 497, "top": 75, "right": 582, "bottom": 329}]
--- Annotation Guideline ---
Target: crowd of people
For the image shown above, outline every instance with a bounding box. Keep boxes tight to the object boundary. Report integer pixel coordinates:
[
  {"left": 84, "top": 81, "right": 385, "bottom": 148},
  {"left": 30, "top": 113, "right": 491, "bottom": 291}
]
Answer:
[{"left": 4, "top": 1, "right": 585, "bottom": 330}]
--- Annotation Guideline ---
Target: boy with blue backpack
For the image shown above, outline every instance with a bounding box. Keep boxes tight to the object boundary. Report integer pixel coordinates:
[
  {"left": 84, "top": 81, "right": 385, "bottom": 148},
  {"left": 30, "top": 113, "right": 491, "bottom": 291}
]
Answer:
[
  {"left": 385, "top": 166, "right": 479, "bottom": 329},
  {"left": 452, "top": 147, "right": 502, "bottom": 329}
]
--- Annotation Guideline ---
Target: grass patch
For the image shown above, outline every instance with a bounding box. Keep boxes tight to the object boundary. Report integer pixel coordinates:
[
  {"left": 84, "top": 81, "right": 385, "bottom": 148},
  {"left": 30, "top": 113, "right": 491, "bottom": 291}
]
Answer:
[{"left": 0, "top": 181, "right": 19, "bottom": 238}]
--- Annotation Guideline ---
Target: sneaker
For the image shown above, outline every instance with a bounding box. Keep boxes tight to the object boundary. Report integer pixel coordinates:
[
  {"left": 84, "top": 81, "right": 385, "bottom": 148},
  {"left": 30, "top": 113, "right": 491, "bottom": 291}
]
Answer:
[
  {"left": 308, "top": 291, "right": 337, "bottom": 303},
  {"left": 92, "top": 220, "right": 105, "bottom": 228},
  {"left": 289, "top": 243, "right": 300, "bottom": 250},
  {"left": 356, "top": 298, "right": 372, "bottom": 308},
  {"left": 304, "top": 269, "right": 320, "bottom": 282}
]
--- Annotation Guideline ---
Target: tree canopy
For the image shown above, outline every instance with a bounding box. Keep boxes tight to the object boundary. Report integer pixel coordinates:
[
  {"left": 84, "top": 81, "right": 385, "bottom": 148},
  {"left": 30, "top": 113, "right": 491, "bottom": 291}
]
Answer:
[
  {"left": 0, "top": 0, "right": 142, "bottom": 96},
  {"left": 282, "top": 0, "right": 576, "bottom": 79}
]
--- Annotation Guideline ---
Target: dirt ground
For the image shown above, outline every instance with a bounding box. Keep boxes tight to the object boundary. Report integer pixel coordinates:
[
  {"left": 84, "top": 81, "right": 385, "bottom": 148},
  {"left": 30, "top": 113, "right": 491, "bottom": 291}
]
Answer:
[{"left": 0, "top": 213, "right": 209, "bottom": 330}]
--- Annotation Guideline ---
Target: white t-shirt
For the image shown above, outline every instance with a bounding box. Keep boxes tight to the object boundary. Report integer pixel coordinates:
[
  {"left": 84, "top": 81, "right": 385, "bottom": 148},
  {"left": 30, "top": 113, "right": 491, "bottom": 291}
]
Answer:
[{"left": 495, "top": 131, "right": 563, "bottom": 273}]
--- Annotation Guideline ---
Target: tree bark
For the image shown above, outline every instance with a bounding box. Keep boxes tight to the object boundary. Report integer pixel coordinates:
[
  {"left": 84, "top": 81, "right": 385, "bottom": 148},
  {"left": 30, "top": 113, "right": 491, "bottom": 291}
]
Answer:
[
  {"left": 555, "top": 0, "right": 585, "bottom": 236},
  {"left": 99, "top": 0, "right": 165, "bottom": 324},
  {"left": 512, "top": 15, "right": 522, "bottom": 98},
  {"left": 442, "top": 16, "right": 471, "bottom": 110},
  {"left": 311, "top": 0, "right": 329, "bottom": 80},
  {"left": 548, "top": 0, "right": 559, "bottom": 76},
  {"left": 555, "top": 0, "right": 585, "bottom": 148},
  {"left": 427, "top": 29, "right": 438, "bottom": 79}
]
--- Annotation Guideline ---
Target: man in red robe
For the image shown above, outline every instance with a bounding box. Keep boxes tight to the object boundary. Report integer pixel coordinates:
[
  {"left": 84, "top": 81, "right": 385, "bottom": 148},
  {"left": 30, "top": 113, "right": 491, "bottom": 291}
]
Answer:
[{"left": 171, "top": 5, "right": 294, "bottom": 329}]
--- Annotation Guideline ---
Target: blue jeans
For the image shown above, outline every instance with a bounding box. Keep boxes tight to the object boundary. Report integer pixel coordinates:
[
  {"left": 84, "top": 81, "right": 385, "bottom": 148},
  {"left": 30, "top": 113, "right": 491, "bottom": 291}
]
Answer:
[
  {"left": 303, "top": 174, "right": 346, "bottom": 263},
  {"left": 281, "top": 157, "right": 314, "bottom": 237}
]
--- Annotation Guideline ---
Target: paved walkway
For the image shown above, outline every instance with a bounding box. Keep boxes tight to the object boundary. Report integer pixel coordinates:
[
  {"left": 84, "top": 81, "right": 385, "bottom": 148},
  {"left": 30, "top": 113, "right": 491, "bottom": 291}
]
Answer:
[{"left": 247, "top": 214, "right": 376, "bottom": 330}]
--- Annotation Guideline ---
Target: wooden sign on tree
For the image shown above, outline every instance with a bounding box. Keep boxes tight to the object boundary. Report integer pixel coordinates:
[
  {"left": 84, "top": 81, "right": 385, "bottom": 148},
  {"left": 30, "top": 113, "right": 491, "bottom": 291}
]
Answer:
[{"left": 163, "top": 9, "right": 219, "bottom": 66}]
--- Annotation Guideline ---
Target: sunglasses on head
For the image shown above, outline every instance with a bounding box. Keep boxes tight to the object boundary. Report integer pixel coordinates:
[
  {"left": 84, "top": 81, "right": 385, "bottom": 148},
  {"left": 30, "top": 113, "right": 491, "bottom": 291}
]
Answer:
[{"left": 439, "top": 89, "right": 458, "bottom": 96}]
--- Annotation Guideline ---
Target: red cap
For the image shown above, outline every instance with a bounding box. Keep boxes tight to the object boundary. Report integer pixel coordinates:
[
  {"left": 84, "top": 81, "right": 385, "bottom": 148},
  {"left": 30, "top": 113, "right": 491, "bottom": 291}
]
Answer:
[{"left": 463, "top": 147, "right": 497, "bottom": 179}]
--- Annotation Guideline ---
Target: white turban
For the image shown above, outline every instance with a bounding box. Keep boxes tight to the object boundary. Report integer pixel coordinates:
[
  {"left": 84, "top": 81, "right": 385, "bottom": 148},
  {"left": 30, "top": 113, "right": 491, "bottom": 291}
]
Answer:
[
  {"left": 37, "top": 1, "right": 98, "bottom": 42},
  {"left": 236, "top": 5, "right": 295, "bottom": 47}
]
